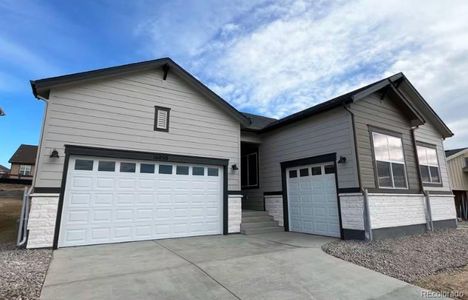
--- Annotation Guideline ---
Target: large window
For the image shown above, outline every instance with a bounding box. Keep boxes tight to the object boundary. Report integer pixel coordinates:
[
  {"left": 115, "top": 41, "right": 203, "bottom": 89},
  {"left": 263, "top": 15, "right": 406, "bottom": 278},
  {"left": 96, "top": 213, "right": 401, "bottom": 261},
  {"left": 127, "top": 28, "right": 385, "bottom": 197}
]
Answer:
[
  {"left": 241, "top": 152, "right": 258, "bottom": 188},
  {"left": 372, "top": 132, "right": 408, "bottom": 189},
  {"left": 417, "top": 145, "right": 441, "bottom": 184},
  {"left": 19, "top": 165, "right": 32, "bottom": 176}
]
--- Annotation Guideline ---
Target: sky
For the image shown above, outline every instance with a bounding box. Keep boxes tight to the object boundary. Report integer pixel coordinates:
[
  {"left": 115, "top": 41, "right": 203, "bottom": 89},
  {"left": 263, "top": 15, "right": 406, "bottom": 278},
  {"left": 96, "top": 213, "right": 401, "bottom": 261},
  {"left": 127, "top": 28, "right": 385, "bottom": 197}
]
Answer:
[{"left": 1, "top": 0, "right": 467, "bottom": 167}]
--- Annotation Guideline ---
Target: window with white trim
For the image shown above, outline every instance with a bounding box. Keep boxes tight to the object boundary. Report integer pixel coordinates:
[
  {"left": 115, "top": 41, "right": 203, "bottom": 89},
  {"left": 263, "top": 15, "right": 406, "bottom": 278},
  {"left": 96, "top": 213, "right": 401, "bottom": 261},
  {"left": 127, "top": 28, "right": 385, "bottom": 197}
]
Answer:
[
  {"left": 372, "top": 132, "right": 408, "bottom": 189},
  {"left": 154, "top": 106, "right": 170, "bottom": 132},
  {"left": 19, "top": 164, "right": 32, "bottom": 176},
  {"left": 241, "top": 152, "right": 258, "bottom": 187},
  {"left": 417, "top": 145, "right": 441, "bottom": 184}
]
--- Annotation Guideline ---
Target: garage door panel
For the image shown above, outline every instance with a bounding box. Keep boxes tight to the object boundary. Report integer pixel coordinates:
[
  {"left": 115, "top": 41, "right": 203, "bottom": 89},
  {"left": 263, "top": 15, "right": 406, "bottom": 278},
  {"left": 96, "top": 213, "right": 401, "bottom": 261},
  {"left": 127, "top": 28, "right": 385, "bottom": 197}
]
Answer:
[
  {"left": 287, "top": 163, "right": 340, "bottom": 238},
  {"left": 59, "top": 157, "right": 223, "bottom": 247}
]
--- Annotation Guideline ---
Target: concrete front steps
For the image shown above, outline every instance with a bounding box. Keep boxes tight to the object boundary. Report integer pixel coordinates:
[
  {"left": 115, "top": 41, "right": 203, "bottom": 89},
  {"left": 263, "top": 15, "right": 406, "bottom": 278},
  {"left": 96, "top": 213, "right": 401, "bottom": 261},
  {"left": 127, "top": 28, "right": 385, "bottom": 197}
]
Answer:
[{"left": 241, "top": 210, "right": 284, "bottom": 234}]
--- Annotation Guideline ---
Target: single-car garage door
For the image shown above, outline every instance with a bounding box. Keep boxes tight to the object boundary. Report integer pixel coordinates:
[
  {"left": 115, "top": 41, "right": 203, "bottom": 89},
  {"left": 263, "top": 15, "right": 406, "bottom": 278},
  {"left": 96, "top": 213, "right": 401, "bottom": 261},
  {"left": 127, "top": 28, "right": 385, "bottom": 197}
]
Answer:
[
  {"left": 287, "top": 163, "right": 340, "bottom": 237},
  {"left": 59, "top": 156, "right": 223, "bottom": 247}
]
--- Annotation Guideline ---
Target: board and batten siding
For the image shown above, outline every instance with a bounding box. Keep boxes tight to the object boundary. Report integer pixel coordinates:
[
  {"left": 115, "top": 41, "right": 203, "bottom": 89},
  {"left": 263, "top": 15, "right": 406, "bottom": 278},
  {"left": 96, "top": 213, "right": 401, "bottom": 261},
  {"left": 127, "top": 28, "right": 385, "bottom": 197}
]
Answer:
[
  {"left": 351, "top": 93, "right": 421, "bottom": 192},
  {"left": 447, "top": 154, "right": 468, "bottom": 191},
  {"left": 243, "top": 107, "right": 358, "bottom": 210},
  {"left": 35, "top": 69, "right": 241, "bottom": 190},
  {"left": 413, "top": 122, "right": 452, "bottom": 192}
]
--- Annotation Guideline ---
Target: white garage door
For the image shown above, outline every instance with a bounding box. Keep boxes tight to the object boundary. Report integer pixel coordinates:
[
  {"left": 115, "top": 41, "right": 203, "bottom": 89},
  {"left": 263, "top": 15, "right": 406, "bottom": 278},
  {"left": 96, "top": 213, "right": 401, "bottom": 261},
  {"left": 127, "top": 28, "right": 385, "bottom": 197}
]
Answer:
[
  {"left": 287, "top": 163, "right": 341, "bottom": 237},
  {"left": 59, "top": 156, "right": 223, "bottom": 247}
]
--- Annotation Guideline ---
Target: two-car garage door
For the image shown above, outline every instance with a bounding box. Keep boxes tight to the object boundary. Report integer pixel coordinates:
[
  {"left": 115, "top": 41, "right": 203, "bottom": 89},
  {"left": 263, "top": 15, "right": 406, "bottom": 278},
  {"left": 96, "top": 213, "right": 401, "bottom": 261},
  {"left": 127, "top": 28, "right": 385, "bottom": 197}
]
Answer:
[{"left": 59, "top": 156, "right": 223, "bottom": 247}]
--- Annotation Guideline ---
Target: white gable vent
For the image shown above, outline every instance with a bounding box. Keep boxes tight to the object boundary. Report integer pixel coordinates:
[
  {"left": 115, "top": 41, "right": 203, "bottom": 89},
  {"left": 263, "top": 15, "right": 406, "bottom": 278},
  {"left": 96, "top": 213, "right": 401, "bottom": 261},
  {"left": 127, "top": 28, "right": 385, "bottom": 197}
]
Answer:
[{"left": 154, "top": 106, "right": 170, "bottom": 132}]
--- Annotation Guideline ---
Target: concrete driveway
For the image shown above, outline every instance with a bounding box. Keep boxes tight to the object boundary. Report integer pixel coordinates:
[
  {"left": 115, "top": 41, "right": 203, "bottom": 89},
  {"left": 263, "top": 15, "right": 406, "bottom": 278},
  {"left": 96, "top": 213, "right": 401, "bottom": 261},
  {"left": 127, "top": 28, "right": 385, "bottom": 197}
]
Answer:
[{"left": 41, "top": 232, "right": 425, "bottom": 299}]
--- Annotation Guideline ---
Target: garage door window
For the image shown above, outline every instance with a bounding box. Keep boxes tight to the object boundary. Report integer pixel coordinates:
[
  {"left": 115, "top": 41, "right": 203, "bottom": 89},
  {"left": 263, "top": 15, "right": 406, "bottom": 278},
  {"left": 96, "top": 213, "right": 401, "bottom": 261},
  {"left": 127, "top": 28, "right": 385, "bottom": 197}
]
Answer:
[
  {"left": 311, "top": 166, "right": 321, "bottom": 175},
  {"left": 75, "top": 159, "right": 93, "bottom": 171},
  {"left": 193, "top": 167, "right": 204, "bottom": 176},
  {"left": 98, "top": 161, "right": 115, "bottom": 172},
  {"left": 176, "top": 166, "right": 189, "bottom": 175},
  {"left": 140, "top": 163, "right": 155, "bottom": 173},
  {"left": 120, "top": 162, "right": 136, "bottom": 173},
  {"left": 159, "top": 165, "right": 172, "bottom": 174},
  {"left": 299, "top": 168, "right": 309, "bottom": 177},
  {"left": 324, "top": 164, "right": 335, "bottom": 174},
  {"left": 289, "top": 170, "right": 297, "bottom": 178},
  {"left": 208, "top": 168, "right": 219, "bottom": 176}
]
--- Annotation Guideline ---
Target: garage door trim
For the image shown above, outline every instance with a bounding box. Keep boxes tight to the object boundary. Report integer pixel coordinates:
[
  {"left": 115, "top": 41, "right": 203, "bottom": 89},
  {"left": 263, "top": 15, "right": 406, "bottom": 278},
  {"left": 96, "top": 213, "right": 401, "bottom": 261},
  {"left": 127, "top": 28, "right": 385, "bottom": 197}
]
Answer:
[
  {"left": 280, "top": 153, "right": 343, "bottom": 239},
  {"left": 53, "top": 145, "right": 229, "bottom": 249}
]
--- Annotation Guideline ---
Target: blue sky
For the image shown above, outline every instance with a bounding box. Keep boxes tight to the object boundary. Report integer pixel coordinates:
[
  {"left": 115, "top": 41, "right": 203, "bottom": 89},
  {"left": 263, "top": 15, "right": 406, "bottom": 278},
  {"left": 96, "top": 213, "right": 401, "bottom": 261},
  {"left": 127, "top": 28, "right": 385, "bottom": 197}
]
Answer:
[{"left": 1, "top": 0, "right": 468, "bottom": 167}]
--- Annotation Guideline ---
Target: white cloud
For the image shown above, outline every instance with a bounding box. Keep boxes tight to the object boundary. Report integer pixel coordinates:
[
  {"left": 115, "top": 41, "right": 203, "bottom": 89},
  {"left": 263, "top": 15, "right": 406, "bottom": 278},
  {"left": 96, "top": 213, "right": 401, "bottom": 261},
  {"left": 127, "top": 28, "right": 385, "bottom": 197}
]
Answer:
[{"left": 140, "top": 0, "right": 468, "bottom": 148}]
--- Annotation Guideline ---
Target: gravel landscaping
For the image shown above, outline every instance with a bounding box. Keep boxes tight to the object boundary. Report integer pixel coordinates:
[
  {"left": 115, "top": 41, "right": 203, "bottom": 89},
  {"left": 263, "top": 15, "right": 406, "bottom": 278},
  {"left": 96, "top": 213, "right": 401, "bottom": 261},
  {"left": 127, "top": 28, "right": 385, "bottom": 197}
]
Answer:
[
  {"left": 0, "top": 242, "right": 52, "bottom": 300},
  {"left": 1, "top": 189, "right": 53, "bottom": 299},
  {"left": 323, "top": 228, "right": 468, "bottom": 298}
]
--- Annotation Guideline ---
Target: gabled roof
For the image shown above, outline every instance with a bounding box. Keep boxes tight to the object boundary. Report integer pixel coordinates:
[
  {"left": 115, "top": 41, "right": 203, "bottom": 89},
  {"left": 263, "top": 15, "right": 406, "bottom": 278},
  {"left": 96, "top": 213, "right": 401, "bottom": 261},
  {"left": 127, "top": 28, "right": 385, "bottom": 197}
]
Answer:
[
  {"left": 30, "top": 57, "right": 250, "bottom": 127},
  {"left": 259, "top": 73, "right": 453, "bottom": 138},
  {"left": 8, "top": 144, "right": 38, "bottom": 164},
  {"left": 445, "top": 147, "right": 468, "bottom": 160},
  {"left": 0, "top": 164, "right": 9, "bottom": 173},
  {"left": 241, "top": 112, "right": 277, "bottom": 131}
]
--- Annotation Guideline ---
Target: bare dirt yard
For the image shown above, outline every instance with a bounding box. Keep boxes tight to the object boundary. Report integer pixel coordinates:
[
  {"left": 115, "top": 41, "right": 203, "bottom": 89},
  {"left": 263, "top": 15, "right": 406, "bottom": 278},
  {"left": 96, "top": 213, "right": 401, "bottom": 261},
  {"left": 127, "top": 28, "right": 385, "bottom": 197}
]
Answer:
[
  {"left": 323, "top": 228, "right": 468, "bottom": 300},
  {"left": 0, "top": 184, "right": 52, "bottom": 300}
]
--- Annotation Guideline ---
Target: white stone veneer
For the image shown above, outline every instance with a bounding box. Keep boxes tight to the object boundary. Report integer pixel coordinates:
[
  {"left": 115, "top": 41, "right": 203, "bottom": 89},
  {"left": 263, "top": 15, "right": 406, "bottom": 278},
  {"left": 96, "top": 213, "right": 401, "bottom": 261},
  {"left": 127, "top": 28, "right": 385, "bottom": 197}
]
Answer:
[
  {"left": 27, "top": 194, "right": 59, "bottom": 249},
  {"left": 264, "top": 195, "right": 284, "bottom": 226},
  {"left": 228, "top": 194, "right": 242, "bottom": 233},
  {"left": 429, "top": 194, "right": 457, "bottom": 221},
  {"left": 339, "top": 193, "right": 365, "bottom": 230}
]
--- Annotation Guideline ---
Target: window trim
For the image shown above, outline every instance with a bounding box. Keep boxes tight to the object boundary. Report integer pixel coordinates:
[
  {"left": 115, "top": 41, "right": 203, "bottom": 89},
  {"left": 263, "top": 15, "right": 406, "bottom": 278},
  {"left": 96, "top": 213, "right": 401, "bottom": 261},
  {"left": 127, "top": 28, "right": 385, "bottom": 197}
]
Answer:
[
  {"left": 416, "top": 141, "right": 443, "bottom": 187},
  {"left": 154, "top": 106, "right": 171, "bottom": 132},
  {"left": 241, "top": 152, "right": 259, "bottom": 188},
  {"left": 369, "top": 127, "right": 409, "bottom": 190}
]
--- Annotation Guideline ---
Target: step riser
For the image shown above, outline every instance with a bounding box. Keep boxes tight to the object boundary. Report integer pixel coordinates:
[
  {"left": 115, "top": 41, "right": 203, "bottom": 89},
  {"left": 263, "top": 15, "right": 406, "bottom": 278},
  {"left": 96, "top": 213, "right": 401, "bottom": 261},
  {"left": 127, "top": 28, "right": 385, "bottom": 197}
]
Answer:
[
  {"left": 241, "top": 222, "right": 278, "bottom": 230},
  {"left": 241, "top": 216, "right": 274, "bottom": 223},
  {"left": 242, "top": 211, "right": 270, "bottom": 217},
  {"left": 241, "top": 221, "right": 279, "bottom": 230},
  {"left": 241, "top": 227, "right": 285, "bottom": 234}
]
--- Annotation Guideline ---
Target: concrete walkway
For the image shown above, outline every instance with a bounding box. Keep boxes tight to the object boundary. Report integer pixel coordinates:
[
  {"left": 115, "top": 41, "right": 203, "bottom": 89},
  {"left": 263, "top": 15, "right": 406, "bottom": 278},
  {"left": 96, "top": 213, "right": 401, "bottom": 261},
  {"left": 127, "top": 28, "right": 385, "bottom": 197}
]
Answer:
[{"left": 41, "top": 232, "right": 426, "bottom": 299}]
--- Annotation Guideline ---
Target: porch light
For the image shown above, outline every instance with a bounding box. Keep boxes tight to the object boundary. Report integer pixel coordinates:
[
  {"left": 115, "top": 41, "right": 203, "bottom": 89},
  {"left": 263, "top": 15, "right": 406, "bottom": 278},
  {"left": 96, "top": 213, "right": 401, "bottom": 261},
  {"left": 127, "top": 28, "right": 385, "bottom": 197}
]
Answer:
[
  {"left": 231, "top": 164, "right": 239, "bottom": 170},
  {"left": 50, "top": 149, "right": 59, "bottom": 158},
  {"left": 338, "top": 156, "right": 347, "bottom": 164}
]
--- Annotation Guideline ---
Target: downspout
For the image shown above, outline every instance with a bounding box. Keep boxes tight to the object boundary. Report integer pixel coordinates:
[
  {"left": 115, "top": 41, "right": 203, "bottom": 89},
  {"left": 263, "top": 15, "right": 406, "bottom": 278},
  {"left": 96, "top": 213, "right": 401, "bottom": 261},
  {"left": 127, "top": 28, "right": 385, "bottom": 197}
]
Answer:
[
  {"left": 363, "top": 188, "right": 373, "bottom": 241},
  {"left": 343, "top": 105, "right": 372, "bottom": 240},
  {"left": 17, "top": 186, "right": 32, "bottom": 247},
  {"left": 343, "top": 104, "right": 362, "bottom": 189},
  {"left": 31, "top": 95, "right": 49, "bottom": 188}
]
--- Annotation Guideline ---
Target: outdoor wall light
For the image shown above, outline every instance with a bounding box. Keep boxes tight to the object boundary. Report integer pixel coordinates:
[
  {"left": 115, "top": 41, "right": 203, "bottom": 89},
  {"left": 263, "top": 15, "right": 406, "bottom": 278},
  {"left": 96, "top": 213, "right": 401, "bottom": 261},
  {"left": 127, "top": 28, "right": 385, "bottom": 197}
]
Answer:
[
  {"left": 231, "top": 164, "right": 239, "bottom": 170},
  {"left": 338, "top": 156, "right": 347, "bottom": 164},
  {"left": 50, "top": 149, "right": 59, "bottom": 158}
]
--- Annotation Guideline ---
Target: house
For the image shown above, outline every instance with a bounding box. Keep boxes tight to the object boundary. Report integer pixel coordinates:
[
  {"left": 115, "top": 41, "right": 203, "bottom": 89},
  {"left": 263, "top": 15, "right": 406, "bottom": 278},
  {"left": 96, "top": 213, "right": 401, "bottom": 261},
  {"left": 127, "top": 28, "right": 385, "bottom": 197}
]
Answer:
[
  {"left": 445, "top": 148, "right": 468, "bottom": 220},
  {"left": 8, "top": 144, "right": 38, "bottom": 179},
  {"left": 0, "top": 164, "right": 10, "bottom": 177},
  {"left": 25, "top": 57, "right": 457, "bottom": 249},
  {"left": 0, "top": 106, "right": 5, "bottom": 116}
]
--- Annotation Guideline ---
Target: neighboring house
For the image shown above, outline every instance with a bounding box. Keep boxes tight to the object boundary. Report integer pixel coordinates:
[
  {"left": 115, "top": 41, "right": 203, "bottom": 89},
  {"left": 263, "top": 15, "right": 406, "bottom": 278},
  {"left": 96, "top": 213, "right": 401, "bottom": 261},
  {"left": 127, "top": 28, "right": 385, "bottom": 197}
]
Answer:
[
  {"left": 25, "top": 57, "right": 457, "bottom": 249},
  {"left": 8, "top": 144, "right": 38, "bottom": 179},
  {"left": 0, "top": 107, "right": 5, "bottom": 116},
  {"left": 0, "top": 164, "right": 10, "bottom": 177},
  {"left": 445, "top": 148, "right": 468, "bottom": 220}
]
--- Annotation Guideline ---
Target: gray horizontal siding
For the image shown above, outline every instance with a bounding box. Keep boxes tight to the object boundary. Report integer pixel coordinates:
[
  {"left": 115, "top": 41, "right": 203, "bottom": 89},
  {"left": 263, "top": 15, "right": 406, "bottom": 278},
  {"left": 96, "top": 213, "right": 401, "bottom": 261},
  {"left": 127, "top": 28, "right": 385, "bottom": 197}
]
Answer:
[
  {"left": 243, "top": 107, "right": 357, "bottom": 210},
  {"left": 351, "top": 94, "right": 421, "bottom": 191},
  {"left": 414, "top": 122, "right": 452, "bottom": 192},
  {"left": 35, "top": 69, "right": 241, "bottom": 190}
]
